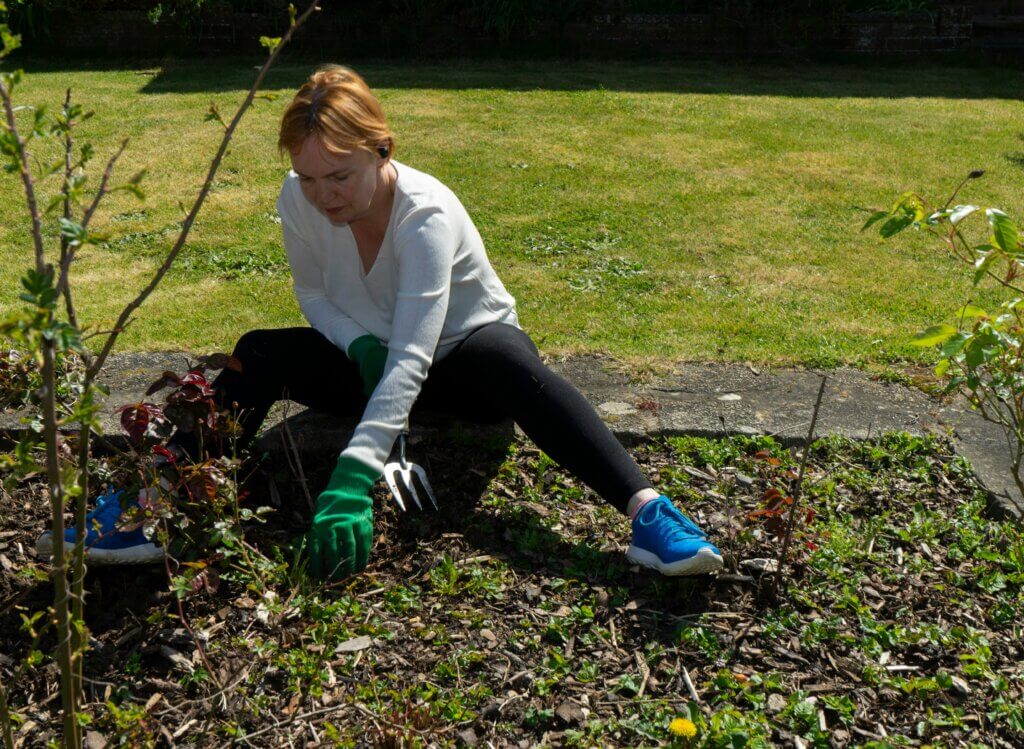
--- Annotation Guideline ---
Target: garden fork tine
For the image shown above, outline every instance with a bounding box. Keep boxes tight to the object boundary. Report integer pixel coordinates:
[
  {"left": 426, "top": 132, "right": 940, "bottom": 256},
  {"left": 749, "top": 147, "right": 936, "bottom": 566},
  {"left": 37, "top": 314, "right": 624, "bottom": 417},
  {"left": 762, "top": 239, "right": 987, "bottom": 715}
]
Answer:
[{"left": 383, "top": 420, "right": 438, "bottom": 512}]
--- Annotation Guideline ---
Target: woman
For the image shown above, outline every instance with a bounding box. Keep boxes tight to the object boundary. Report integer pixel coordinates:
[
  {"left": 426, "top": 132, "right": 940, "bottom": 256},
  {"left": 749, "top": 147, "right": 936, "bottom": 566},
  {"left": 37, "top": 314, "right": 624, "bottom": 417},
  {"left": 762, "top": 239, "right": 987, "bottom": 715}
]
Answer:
[{"left": 39, "top": 65, "right": 723, "bottom": 580}]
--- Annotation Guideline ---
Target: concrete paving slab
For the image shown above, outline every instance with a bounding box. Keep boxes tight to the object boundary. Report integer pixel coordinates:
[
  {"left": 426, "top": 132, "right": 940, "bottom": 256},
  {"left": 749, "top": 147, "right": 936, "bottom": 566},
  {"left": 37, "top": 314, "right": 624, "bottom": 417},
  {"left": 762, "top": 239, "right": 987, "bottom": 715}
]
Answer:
[{"left": 1, "top": 351, "right": 1019, "bottom": 520}]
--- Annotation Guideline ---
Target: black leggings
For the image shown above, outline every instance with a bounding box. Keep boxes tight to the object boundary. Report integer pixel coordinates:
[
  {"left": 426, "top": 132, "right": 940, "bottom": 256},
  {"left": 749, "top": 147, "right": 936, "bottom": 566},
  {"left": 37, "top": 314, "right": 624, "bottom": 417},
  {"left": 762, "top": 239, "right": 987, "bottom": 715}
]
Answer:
[{"left": 170, "top": 323, "right": 651, "bottom": 514}]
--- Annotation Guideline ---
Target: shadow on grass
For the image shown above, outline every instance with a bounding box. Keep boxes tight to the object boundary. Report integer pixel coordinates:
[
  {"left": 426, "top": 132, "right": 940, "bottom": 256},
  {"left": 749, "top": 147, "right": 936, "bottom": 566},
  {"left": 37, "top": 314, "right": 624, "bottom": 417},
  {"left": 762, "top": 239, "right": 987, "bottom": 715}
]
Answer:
[{"left": 5, "top": 54, "right": 1024, "bottom": 100}]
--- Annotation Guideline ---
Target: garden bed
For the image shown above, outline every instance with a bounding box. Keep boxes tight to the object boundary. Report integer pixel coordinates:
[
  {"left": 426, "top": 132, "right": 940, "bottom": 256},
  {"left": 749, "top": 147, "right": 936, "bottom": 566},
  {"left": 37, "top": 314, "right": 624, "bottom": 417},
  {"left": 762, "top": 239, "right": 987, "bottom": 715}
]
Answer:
[{"left": 1, "top": 431, "right": 1022, "bottom": 747}]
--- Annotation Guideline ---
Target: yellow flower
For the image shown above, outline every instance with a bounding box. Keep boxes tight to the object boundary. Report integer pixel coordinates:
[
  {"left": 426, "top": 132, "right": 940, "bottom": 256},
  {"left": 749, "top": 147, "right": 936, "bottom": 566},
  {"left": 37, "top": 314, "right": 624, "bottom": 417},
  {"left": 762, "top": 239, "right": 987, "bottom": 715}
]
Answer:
[{"left": 669, "top": 717, "right": 698, "bottom": 739}]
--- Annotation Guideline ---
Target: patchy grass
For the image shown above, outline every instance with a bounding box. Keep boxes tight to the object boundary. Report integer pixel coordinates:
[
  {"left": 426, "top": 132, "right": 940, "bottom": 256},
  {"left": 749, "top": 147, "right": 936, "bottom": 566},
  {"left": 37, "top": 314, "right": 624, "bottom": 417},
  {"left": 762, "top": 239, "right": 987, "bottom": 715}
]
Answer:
[
  {"left": 1, "top": 58, "right": 1024, "bottom": 365},
  {"left": 2, "top": 431, "right": 1022, "bottom": 746}
]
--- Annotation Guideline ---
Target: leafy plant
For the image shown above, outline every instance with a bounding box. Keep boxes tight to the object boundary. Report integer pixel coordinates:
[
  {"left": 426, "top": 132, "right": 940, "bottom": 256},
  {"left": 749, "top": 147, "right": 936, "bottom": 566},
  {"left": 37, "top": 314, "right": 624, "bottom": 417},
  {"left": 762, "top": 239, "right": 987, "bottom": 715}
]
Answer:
[
  {"left": 0, "top": 3, "right": 320, "bottom": 747},
  {"left": 866, "top": 172, "right": 1024, "bottom": 516}
]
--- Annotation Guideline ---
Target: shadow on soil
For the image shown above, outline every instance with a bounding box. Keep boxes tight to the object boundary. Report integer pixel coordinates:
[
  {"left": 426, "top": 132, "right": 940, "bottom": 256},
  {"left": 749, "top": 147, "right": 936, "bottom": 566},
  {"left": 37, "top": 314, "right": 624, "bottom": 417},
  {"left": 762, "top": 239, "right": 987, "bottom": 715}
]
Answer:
[{"left": 2, "top": 417, "right": 714, "bottom": 670}]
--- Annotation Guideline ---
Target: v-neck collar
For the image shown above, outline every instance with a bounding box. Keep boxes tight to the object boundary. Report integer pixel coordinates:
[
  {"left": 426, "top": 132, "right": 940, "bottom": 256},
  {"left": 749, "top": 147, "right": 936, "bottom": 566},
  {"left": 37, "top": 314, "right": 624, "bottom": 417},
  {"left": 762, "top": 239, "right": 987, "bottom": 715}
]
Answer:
[{"left": 350, "top": 161, "right": 401, "bottom": 279}]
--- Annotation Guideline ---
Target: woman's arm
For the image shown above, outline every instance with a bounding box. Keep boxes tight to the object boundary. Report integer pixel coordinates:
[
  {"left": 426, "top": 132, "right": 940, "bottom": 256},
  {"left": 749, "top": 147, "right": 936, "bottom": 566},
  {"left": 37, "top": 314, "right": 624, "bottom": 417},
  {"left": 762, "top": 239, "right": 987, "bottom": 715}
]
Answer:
[
  {"left": 341, "top": 205, "right": 454, "bottom": 472},
  {"left": 280, "top": 212, "right": 374, "bottom": 354}
]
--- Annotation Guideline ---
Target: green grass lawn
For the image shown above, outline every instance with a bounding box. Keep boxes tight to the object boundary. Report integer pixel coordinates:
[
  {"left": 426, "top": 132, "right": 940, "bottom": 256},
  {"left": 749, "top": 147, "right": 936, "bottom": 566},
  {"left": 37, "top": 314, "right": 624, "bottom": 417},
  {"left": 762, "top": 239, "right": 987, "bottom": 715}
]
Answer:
[{"left": 2, "top": 56, "right": 1023, "bottom": 368}]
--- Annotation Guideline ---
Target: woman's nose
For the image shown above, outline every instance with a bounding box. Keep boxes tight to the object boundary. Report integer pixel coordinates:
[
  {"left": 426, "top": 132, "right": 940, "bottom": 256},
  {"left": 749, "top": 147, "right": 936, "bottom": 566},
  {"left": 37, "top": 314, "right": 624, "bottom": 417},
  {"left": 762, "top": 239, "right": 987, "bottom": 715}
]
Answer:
[
  {"left": 315, "top": 180, "right": 339, "bottom": 206},
  {"left": 309, "top": 180, "right": 336, "bottom": 207}
]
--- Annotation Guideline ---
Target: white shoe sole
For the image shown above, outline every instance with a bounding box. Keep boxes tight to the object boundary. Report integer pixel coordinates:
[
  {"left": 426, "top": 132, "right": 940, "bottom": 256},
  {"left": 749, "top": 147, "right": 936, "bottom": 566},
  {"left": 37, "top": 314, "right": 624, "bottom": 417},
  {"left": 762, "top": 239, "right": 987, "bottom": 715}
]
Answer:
[
  {"left": 35, "top": 532, "right": 164, "bottom": 565},
  {"left": 626, "top": 544, "right": 724, "bottom": 576}
]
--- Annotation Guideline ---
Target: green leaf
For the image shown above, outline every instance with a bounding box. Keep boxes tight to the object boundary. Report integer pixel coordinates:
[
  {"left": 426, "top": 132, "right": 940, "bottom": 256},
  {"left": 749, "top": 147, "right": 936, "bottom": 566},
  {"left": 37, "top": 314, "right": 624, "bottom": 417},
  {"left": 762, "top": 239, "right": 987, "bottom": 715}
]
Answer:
[
  {"left": 964, "top": 332, "right": 998, "bottom": 368},
  {"left": 880, "top": 215, "right": 913, "bottom": 238},
  {"left": 911, "top": 324, "right": 957, "bottom": 347},
  {"left": 974, "top": 250, "right": 998, "bottom": 286},
  {"left": 955, "top": 304, "right": 987, "bottom": 320},
  {"left": 0, "top": 24, "right": 21, "bottom": 58},
  {"left": 288, "top": 3, "right": 297, "bottom": 26},
  {"left": 987, "top": 208, "right": 1020, "bottom": 254},
  {"left": 949, "top": 204, "right": 979, "bottom": 224},
  {"left": 204, "top": 102, "right": 226, "bottom": 129},
  {"left": 861, "top": 210, "right": 888, "bottom": 232},
  {"left": 58, "top": 217, "right": 89, "bottom": 247},
  {"left": 939, "top": 331, "right": 970, "bottom": 357},
  {"left": 44, "top": 193, "right": 65, "bottom": 215},
  {"left": 934, "top": 358, "right": 950, "bottom": 377},
  {"left": 0, "top": 69, "right": 22, "bottom": 92},
  {"left": 259, "top": 36, "right": 282, "bottom": 53}
]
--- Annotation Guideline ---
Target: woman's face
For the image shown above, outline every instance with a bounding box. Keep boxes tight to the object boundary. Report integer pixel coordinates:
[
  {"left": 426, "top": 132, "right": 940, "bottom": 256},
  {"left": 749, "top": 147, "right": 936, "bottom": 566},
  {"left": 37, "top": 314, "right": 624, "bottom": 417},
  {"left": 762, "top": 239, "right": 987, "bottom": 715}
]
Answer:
[{"left": 290, "top": 134, "right": 384, "bottom": 226}]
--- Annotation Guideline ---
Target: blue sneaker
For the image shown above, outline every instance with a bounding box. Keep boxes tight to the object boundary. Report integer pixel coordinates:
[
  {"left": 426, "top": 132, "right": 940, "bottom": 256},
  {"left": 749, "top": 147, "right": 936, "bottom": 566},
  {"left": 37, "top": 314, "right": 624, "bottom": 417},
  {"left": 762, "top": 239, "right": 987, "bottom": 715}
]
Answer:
[
  {"left": 35, "top": 488, "right": 163, "bottom": 565},
  {"left": 627, "top": 496, "right": 723, "bottom": 575}
]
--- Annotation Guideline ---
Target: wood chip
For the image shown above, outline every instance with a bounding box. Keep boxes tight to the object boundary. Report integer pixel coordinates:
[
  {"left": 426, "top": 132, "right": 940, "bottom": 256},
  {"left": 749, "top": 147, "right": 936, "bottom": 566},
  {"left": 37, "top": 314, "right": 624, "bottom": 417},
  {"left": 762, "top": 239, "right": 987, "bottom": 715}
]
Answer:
[{"left": 334, "top": 635, "right": 372, "bottom": 653}]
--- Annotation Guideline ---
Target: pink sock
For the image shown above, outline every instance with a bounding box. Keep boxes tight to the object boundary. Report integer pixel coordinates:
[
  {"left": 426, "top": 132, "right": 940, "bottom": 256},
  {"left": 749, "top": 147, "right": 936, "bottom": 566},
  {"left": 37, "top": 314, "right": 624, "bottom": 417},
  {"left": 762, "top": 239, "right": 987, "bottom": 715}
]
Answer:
[{"left": 628, "top": 495, "right": 658, "bottom": 520}]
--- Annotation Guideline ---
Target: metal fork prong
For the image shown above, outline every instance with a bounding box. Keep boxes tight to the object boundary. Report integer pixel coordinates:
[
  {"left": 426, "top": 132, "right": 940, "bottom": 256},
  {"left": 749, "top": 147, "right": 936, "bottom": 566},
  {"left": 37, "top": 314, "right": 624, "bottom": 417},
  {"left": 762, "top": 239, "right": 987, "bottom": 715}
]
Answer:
[
  {"left": 383, "top": 471, "right": 407, "bottom": 512},
  {"left": 412, "top": 466, "right": 439, "bottom": 510},
  {"left": 405, "top": 470, "right": 424, "bottom": 510}
]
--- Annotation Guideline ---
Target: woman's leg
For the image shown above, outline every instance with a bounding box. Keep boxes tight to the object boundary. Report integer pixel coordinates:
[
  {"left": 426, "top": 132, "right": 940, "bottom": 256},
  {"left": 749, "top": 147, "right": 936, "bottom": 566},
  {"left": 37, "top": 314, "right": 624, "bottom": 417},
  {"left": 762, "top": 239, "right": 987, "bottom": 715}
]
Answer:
[
  {"left": 420, "top": 323, "right": 651, "bottom": 515},
  {"left": 169, "top": 327, "right": 366, "bottom": 461}
]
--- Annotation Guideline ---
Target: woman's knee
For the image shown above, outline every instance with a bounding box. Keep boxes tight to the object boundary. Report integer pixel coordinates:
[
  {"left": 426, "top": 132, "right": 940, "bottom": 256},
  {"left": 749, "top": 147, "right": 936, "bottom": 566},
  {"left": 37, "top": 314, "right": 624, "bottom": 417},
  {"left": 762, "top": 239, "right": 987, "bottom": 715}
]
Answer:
[
  {"left": 459, "top": 323, "right": 541, "bottom": 369},
  {"left": 231, "top": 327, "right": 326, "bottom": 372}
]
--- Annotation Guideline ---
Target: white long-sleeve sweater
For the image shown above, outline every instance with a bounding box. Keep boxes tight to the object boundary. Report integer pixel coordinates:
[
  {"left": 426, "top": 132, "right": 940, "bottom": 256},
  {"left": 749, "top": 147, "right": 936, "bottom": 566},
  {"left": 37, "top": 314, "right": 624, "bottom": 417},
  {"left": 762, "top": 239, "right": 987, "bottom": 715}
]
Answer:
[{"left": 276, "top": 159, "right": 520, "bottom": 473}]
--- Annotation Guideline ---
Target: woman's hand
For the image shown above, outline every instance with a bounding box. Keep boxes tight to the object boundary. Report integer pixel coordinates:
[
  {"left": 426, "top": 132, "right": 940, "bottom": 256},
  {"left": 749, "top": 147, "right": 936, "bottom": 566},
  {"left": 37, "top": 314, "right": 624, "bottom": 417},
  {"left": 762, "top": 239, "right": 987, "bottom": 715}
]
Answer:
[
  {"left": 347, "top": 335, "right": 388, "bottom": 397},
  {"left": 307, "top": 455, "right": 377, "bottom": 581}
]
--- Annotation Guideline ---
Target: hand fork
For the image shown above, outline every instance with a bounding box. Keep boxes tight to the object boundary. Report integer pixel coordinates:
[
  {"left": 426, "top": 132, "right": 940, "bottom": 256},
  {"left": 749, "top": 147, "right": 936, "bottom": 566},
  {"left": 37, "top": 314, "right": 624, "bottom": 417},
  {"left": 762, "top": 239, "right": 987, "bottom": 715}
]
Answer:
[{"left": 383, "top": 419, "right": 438, "bottom": 511}]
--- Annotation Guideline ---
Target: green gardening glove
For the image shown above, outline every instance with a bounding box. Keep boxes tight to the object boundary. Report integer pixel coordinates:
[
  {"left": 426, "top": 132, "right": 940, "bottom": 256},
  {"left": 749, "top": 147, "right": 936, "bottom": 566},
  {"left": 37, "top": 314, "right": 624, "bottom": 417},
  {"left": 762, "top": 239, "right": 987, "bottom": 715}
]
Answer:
[
  {"left": 347, "top": 334, "right": 388, "bottom": 398},
  {"left": 307, "top": 455, "right": 377, "bottom": 581}
]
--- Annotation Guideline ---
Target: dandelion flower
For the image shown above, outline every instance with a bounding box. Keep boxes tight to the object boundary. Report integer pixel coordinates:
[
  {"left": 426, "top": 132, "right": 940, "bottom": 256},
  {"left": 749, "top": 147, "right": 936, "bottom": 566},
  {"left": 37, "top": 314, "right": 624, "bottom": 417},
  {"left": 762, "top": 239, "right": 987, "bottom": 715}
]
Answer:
[{"left": 669, "top": 717, "right": 697, "bottom": 738}]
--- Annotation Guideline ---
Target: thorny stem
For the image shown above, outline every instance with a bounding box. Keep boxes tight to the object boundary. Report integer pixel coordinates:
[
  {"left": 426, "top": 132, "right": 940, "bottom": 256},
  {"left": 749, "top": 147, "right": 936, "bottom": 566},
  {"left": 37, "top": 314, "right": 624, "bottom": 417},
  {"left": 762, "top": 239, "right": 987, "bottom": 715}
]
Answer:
[
  {"left": 57, "top": 87, "right": 92, "bottom": 708},
  {"left": 42, "top": 342, "right": 80, "bottom": 749},
  {"left": 70, "top": 425, "right": 91, "bottom": 702},
  {"left": 770, "top": 374, "right": 827, "bottom": 597},
  {"left": 0, "top": 69, "right": 82, "bottom": 749},
  {"left": 60, "top": 89, "right": 79, "bottom": 332},
  {"left": 161, "top": 533, "right": 225, "bottom": 691},
  {"left": 0, "top": 76, "right": 45, "bottom": 275},
  {"left": 85, "top": 0, "right": 322, "bottom": 385},
  {"left": 280, "top": 391, "right": 314, "bottom": 513}
]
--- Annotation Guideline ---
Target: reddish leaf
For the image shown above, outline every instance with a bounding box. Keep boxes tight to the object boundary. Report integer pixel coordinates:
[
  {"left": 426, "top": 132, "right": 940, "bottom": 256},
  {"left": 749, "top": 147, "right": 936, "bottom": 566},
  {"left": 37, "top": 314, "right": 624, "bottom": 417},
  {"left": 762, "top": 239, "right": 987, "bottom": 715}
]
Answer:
[
  {"left": 747, "top": 507, "right": 784, "bottom": 520},
  {"left": 152, "top": 445, "right": 178, "bottom": 463},
  {"left": 118, "top": 402, "right": 167, "bottom": 444}
]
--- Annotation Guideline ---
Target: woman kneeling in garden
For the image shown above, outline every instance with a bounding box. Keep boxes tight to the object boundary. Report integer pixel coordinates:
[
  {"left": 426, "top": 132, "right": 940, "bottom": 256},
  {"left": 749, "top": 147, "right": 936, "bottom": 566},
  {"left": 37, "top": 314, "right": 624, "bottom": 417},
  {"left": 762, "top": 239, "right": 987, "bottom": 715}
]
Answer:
[{"left": 38, "top": 65, "right": 723, "bottom": 580}]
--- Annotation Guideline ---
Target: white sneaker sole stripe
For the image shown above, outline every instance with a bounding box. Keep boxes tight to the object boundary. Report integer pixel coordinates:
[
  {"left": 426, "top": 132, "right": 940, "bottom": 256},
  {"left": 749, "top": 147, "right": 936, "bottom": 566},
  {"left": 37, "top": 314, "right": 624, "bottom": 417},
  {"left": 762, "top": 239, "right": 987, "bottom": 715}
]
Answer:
[
  {"left": 626, "top": 544, "right": 724, "bottom": 576},
  {"left": 35, "top": 533, "right": 164, "bottom": 565}
]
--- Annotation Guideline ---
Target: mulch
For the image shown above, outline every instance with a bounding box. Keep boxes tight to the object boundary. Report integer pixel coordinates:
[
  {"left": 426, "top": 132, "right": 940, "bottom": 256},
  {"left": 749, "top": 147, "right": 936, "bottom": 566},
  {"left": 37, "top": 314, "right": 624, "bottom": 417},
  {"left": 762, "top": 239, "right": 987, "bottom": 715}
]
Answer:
[{"left": 1, "top": 430, "right": 1022, "bottom": 747}]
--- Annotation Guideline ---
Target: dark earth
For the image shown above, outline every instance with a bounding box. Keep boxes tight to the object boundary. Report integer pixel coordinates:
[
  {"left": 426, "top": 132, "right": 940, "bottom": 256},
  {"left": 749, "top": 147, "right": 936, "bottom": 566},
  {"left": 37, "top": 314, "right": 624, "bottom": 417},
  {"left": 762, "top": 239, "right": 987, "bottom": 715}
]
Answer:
[{"left": 1, "top": 424, "right": 1022, "bottom": 747}]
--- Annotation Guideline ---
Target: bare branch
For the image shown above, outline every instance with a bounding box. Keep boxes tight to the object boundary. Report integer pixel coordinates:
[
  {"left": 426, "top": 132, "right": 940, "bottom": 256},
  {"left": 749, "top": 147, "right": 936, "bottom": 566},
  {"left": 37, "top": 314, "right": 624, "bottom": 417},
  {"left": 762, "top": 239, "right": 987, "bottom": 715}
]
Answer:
[
  {"left": 80, "top": 139, "right": 128, "bottom": 231},
  {"left": 943, "top": 169, "right": 985, "bottom": 211},
  {"left": 59, "top": 89, "right": 82, "bottom": 335},
  {"left": 54, "top": 138, "right": 129, "bottom": 306},
  {"left": 770, "top": 374, "right": 827, "bottom": 597},
  {"left": 85, "top": 0, "right": 321, "bottom": 382},
  {"left": 0, "top": 76, "right": 47, "bottom": 274}
]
